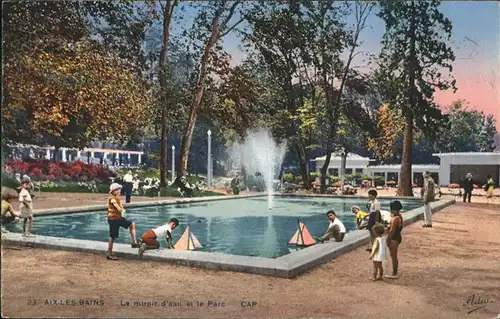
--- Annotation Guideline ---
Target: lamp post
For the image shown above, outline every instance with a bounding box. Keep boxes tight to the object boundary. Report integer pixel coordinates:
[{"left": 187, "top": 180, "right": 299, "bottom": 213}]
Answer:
[
  {"left": 171, "top": 145, "right": 175, "bottom": 183},
  {"left": 207, "top": 130, "right": 212, "bottom": 188}
]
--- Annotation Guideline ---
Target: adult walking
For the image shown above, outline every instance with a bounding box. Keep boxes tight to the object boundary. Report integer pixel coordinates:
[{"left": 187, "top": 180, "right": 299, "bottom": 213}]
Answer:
[
  {"left": 132, "top": 174, "right": 140, "bottom": 195},
  {"left": 485, "top": 174, "right": 495, "bottom": 204},
  {"left": 421, "top": 171, "right": 435, "bottom": 228},
  {"left": 461, "top": 173, "right": 474, "bottom": 203},
  {"left": 385, "top": 200, "right": 403, "bottom": 279},
  {"left": 123, "top": 170, "right": 134, "bottom": 203}
]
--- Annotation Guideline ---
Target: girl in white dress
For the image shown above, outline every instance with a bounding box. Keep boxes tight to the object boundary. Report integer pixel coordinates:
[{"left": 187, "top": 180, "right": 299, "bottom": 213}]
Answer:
[{"left": 369, "top": 223, "right": 387, "bottom": 281}]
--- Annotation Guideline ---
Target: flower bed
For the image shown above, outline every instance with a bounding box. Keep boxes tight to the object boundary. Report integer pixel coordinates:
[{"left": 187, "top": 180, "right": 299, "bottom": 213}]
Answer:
[{"left": 3, "top": 159, "right": 116, "bottom": 182}]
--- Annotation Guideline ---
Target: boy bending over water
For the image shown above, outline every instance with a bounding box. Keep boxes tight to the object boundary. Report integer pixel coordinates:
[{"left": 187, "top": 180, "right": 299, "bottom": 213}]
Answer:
[{"left": 137, "top": 218, "right": 180, "bottom": 257}]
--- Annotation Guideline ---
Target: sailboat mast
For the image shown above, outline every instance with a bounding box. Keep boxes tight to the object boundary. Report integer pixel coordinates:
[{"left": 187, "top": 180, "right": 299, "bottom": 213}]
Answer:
[{"left": 297, "top": 218, "right": 304, "bottom": 246}]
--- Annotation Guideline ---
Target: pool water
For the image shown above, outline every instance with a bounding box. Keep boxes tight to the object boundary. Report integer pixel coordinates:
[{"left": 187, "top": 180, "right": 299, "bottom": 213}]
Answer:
[{"left": 6, "top": 197, "right": 422, "bottom": 258}]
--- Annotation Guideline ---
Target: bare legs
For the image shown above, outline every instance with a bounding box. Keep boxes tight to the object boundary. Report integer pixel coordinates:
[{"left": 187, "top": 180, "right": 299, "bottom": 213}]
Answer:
[
  {"left": 387, "top": 240, "right": 400, "bottom": 278},
  {"left": 129, "top": 223, "right": 137, "bottom": 245},
  {"left": 107, "top": 238, "right": 116, "bottom": 259},
  {"left": 371, "top": 261, "right": 383, "bottom": 280},
  {"left": 23, "top": 217, "right": 34, "bottom": 236}
]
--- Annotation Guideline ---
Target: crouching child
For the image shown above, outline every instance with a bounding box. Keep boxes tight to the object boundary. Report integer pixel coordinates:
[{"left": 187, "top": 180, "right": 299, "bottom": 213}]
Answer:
[{"left": 138, "top": 218, "right": 179, "bottom": 257}]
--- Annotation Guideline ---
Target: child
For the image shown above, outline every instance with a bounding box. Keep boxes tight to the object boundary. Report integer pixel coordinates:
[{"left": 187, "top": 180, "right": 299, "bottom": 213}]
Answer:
[
  {"left": 351, "top": 205, "right": 369, "bottom": 230},
  {"left": 385, "top": 200, "right": 404, "bottom": 279},
  {"left": 106, "top": 183, "right": 139, "bottom": 260},
  {"left": 137, "top": 218, "right": 180, "bottom": 257},
  {"left": 19, "top": 180, "right": 34, "bottom": 236},
  {"left": 369, "top": 223, "right": 387, "bottom": 281},
  {"left": 366, "top": 189, "right": 382, "bottom": 251},
  {"left": 1, "top": 193, "right": 20, "bottom": 232}
]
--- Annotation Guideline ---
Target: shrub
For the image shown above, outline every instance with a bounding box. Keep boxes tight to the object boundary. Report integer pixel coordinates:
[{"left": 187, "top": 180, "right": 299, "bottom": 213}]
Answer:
[
  {"left": 3, "top": 159, "right": 116, "bottom": 182},
  {"left": 329, "top": 176, "right": 340, "bottom": 183},
  {"left": 283, "top": 173, "right": 295, "bottom": 182},
  {"left": 309, "top": 172, "right": 320, "bottom": 179},
  {"left": 1, "top": 174, "right": 20, "bottom": 189}
]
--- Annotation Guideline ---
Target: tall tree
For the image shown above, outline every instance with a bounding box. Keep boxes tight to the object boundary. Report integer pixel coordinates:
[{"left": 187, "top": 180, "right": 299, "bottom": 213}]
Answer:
[
  {"left": 157, "top": 0, "right": 178, "bottom": 186},
  {"left": 302, "top": 1, "right": 374, "bottom": 193},
  {"left": 177, "top": 1, "right": 245, "bottom": 177},
  {"left": 244, "top": 1, "right": 322, "bottom": 189},
  {"left": 377, "top": 0, "right": 456, "bottom": 196}
]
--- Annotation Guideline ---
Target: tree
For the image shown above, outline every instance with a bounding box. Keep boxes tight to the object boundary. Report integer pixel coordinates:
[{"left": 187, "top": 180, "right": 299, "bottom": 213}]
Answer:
[
  {"left": 177, "top": 1, "right": 245, "bottom": 177},
  {"left": 314, "top": 2, "right": 375, "bottom": 193},
  {"left": 244, "top": 1, "right": 325, "bottom": 189},
  {"left": 367, "top": 104, "right": 405, "bottom": 161},
  {"left": 437, "top": 100, "right": 498, "bottom": 152},
  {"left": 377, "top": 0, "right": 456, "bottom": 195},
  {"left": 3, "top": 40, "right": 150, "bottom": 150},
  {"left": 157, "top": 0, "right": 178, "bottom": 186},
  {"left": 2, "top": 1, "right": 153, "bottom": 151}
]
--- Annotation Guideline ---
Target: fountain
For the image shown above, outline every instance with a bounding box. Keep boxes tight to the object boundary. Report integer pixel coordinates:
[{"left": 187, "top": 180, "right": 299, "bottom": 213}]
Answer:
[{"left": 229, "top": 128, "right": 287, "bottom": 210}]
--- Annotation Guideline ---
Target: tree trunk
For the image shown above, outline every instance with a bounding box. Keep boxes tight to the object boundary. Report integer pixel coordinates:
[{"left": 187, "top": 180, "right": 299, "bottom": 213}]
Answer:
[
  {"left": 159, "top": 108, "right": 167, "bottom": 186},
  {"left": 320, "top": 150, "right": 331, "bottom": 193},
  {"left": 296, "top": 141, "right": 311, "bottom": 190},
  {"left": 340, "top": 150, "right": 347, "bottom": 190},
  {"left": 398, "top": 1, "right": 416, "bottom": 197},
  {"left": 398, "top": 114, "right": 414, "bottom": 196},
  {"left": 159, "top": 0, "right": 176, "bottom": 187},
  {"left": 177, "top": 17, "right": 220, "bottom": 177}
]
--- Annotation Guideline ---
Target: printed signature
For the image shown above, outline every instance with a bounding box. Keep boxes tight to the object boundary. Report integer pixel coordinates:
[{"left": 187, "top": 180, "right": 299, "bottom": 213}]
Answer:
[{"left": 463, "top": 294, "right": 495, "bottom": 315}]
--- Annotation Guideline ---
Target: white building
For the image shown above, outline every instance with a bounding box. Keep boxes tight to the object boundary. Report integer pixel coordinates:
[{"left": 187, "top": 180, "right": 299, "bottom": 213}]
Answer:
[
  {"left": 312, "top": 151, "right": 500, "bottom": 186},
  {"left": 312, "top": 153, "right": 373, "bottom": 176},
  {"left": 433, "top": 152, "right": 500, "bottom": 186},
  {"left": 11, "top": 144, "right": 144, "bottom": 167}
]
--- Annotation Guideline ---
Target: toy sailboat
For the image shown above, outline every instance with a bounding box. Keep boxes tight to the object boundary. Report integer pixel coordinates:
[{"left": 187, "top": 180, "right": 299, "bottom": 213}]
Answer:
[
  {"left": 288, "top": 219, "right": 316, "bottom": 247},
  {"left": 174, "top": 226, "right": 202, "bottom": 250}
]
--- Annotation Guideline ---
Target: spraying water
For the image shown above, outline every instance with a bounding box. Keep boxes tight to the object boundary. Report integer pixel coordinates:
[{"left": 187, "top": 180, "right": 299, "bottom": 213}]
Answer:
[{"left": 229, "top": 128, "right": 287, "bottom": 210}]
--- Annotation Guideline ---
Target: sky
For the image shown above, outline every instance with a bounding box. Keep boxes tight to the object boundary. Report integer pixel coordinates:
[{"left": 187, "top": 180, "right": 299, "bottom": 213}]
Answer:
[{"left": 216, "top": 1, "right": 500, "bottom": 130}]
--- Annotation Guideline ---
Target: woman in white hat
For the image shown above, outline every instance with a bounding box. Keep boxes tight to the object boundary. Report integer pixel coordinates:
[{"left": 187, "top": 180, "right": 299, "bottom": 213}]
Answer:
[{"left": 106, "top": 183, "right": 139, "bottom": 260}]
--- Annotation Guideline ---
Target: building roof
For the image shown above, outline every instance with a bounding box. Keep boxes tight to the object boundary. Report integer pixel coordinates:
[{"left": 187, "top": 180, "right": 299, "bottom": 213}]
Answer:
[
  {"left": 312, "top": 153, "right": 373, "bottom": 161},
  {"left": 433, "top": 152, "right": 500, "bottom": 157},
  {"left": 368, "top": 164, "right": 440, "bottom": 169},
  {"left": 12, "top": 144, "right": 144, "bottom": 155}
]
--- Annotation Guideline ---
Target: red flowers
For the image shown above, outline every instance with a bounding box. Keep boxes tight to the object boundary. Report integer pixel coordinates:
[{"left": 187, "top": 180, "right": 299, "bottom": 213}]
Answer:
[{"left": 4, "top": 159, "right": 116, "bottom": 182}]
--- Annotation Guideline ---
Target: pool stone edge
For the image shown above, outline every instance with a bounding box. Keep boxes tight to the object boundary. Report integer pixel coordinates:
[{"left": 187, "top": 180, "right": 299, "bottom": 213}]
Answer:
[{"left": 1, "top": 198, "right": 455, "bottom": 278}]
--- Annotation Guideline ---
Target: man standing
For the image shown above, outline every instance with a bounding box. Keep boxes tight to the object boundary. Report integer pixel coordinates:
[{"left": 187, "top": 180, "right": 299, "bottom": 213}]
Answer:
[
  {"left": 123, "top": 170, "right": 134, "bottom": 203},
  {"left": 317, "top": 210, "right": 346, "bottom": 243},
  {"left": 461, "top": 173, "right": 474, "bottom": 203},
  {"left": 421, "top": 171, "right": 435, "bottom": 228}
]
